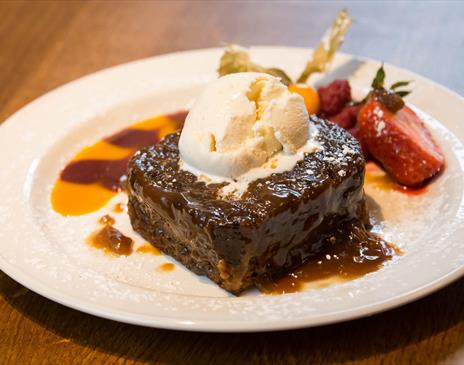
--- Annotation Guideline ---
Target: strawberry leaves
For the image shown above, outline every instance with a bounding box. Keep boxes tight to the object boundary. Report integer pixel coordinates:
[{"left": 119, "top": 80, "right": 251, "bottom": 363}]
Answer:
[
  {"left": 365, "top": 65, "right": 413, "bottom": 112},
  {"left": 371, "top": 64, "right": 386, "bottom": 89}
]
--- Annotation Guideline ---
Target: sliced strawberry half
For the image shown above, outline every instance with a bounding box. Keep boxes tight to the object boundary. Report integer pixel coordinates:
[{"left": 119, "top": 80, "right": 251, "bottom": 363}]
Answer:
[{"left": 358, "top": 98, "right": 445, "bottom": 186}]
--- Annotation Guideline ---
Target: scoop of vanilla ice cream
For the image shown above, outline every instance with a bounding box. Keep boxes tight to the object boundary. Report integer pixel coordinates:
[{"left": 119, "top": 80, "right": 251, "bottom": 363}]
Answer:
[{"left": 179, "top": 72, "right": 310, "bottom": 180}]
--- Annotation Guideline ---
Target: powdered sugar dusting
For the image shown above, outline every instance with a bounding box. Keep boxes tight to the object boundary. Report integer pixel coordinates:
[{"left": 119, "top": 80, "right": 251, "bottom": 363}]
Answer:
[
  {"left": 0, "top": 48, "right": 463, "bottom": 331},
  {"left": 376, "top": 121, "right": 386, "bottom": 137}
]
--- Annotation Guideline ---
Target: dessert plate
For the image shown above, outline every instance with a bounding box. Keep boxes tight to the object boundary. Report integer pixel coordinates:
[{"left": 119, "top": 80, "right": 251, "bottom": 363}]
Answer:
[{"left": 0, "top": 47, "right": 463, "bottom": 332}]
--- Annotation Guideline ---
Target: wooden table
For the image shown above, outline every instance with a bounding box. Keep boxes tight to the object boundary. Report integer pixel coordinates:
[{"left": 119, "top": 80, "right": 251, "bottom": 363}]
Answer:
[{"left": 1, "top": 1, "right": 463, "bottom": 364}]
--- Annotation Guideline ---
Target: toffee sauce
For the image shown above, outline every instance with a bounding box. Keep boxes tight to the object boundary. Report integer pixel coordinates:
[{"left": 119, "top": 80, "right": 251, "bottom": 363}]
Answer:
[
  {"left": 158, "top": 263, "right": 175, "bottom": 272},
  {"left": 258, "top": 224, "right": 399, "bottom": 294},
  {"left": 52, "top": 111, "right": 187, "bottom": 215},
  {"left": 113, "top": 203, "right": 125, "bottom": 213},
  {"left": 98, "top": 214, "right": 115, "bottom": 226},
  {"left": 88, "top": 215, "right": 134, "bottom": 256},
  {"left": 136, "top": 244, "right": 161, "bottom": 256},
  {"left": 92, "top": 215, "right": 161, "bottom": 257}
]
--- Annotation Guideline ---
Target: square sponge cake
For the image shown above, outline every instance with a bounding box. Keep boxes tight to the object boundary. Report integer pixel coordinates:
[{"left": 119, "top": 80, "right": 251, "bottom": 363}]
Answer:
[{"left": 127, "top": 116, "right": 367, "bottom": 294}]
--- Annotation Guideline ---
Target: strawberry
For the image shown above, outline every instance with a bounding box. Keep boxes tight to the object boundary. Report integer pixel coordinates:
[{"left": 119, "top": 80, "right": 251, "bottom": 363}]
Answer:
[{"left": 358, "top": 98, "right": 445, "bottom": 186}]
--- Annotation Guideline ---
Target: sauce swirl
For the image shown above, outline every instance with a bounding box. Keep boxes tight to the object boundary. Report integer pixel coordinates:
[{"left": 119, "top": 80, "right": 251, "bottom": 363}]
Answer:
[{"left": 52, "top": 111, "right": 187, "bottom": 216}]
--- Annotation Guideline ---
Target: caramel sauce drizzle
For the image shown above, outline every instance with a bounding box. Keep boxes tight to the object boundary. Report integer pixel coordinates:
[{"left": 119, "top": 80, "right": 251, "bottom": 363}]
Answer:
[
  {"left": 259, "top": 224, "right": 400, "bottom": 294},
  {"left": 113, "top": 203, "right": 126, "bottom": 213},
  {"left": 136, "top": 244, "right": 161, "bottom": 256},
  {"left": 98, "top": 214, "right": 115, "bottom": 226},
  {"left": 365, "top": 162, "right": 428, "bottom": 195},
  {"left": 157, "top": 263, "right": 175, "bottom": 272},
  {"left": 88, "top": 214, "right": 133, "bottom": 256}
]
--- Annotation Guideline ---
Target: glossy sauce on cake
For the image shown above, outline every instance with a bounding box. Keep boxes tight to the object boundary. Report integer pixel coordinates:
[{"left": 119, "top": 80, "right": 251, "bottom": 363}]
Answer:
[{"left": 127, "top": 116, "right": 395, "bottom": 294}]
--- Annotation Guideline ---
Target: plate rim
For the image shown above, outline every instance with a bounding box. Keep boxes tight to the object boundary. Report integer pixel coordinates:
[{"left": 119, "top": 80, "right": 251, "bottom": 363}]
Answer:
[{"left": 1, "top": 249, "right": 464, "bottom": 332}]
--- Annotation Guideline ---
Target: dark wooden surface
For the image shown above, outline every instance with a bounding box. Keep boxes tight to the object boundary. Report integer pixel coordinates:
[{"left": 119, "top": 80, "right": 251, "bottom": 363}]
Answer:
[{"left": 1, "top": 1, "right": 464, "bottom": 364}]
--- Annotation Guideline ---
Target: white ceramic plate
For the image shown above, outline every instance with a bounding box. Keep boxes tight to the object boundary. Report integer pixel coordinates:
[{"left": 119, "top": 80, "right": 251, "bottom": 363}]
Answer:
[{"left": 1, "top": 47, "right": 463, "bottom": 332}]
